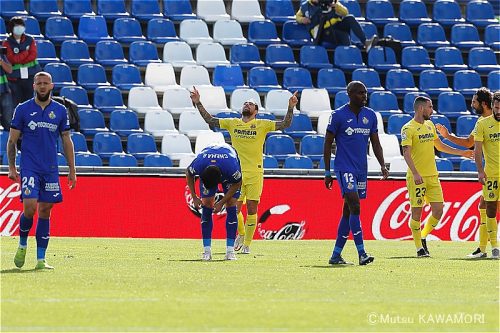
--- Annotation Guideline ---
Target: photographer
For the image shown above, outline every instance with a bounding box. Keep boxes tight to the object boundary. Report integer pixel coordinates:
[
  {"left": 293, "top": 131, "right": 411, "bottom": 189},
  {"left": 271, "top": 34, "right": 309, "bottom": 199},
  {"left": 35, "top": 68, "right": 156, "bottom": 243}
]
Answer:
[
  {"left": 0, "top": 46, "right": 14, "bottom": 130},
  {"left": 296, "top": 0, "right": 377, "bottom": 50}
]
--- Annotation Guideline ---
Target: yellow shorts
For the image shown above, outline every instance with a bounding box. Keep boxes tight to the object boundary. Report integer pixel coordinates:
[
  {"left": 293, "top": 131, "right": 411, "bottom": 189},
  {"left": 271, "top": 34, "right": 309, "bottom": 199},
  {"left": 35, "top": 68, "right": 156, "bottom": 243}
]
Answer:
[
  {"left": 406, "top": 175, "right": 444, "bottom": 208},
  {"left": 238, "top": 172, "right": 264, "bottom": 202},
  {"left": 483, "top": 177, "right": 500, "bottom": 202}
]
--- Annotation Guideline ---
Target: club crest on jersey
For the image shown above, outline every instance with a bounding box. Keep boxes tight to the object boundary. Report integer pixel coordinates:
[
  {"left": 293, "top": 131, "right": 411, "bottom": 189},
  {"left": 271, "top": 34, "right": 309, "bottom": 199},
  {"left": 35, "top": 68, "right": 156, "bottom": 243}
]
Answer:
[
  {"left": 362, "top": 117, "right": 369, "bottom": 125},
  {"left": 13, "top": 47, "right": 19, "bottom": 54},
  {"left": 417, "top": 198, "right": 423, "bottom": 205},
  {"left": 24, "top": 187, "right": 31, "bottom": 195},
  {"left": 489, "top": 192, "right": 495, "bottom": 199},
  {"left": 347, "top": 182, "right": 354, "bottom": 190},
  {"left": 250, "top": 124, "right": 256, "bottom": 129},
  {"left": 49, "top": 111, "right": 56, "bottom": 119}
]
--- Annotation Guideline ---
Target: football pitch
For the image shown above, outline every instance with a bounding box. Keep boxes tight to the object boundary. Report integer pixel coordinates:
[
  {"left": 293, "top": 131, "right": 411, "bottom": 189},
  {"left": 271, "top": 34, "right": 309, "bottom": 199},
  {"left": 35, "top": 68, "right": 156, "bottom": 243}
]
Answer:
[{"left": 1, "top": 237, "right": 499, "bottom": 332}]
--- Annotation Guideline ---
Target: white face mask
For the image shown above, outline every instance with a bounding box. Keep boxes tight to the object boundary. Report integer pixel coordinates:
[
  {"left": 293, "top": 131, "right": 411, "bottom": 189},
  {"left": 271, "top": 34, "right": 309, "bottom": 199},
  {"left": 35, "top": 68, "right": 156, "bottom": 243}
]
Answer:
[{"left": 13, "top": 25, "right": 25, "bottom": 36}]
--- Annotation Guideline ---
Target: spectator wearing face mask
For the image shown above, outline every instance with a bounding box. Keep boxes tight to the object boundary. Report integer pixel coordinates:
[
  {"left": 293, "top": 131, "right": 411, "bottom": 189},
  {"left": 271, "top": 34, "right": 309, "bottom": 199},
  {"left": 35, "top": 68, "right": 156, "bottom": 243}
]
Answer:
[{"left": 2, "top": 16, "right": 41, "bottom": 106}]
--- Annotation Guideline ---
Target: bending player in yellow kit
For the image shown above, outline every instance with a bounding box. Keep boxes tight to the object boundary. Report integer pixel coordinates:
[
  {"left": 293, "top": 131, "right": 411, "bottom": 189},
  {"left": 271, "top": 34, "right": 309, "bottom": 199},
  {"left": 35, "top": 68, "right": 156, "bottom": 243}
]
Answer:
[
  {"left": 474, "top": 91, "right": 500, "bottom": 259},
  {"left": 190, "top": 87, "right": 297, "bottom": 254}
]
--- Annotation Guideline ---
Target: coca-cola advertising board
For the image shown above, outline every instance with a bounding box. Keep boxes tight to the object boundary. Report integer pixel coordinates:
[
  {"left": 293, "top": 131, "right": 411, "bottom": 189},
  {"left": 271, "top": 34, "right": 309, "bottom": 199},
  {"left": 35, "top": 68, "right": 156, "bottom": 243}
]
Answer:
[{"left": 0, "top": 175, "right": 491, "bottom": 241}]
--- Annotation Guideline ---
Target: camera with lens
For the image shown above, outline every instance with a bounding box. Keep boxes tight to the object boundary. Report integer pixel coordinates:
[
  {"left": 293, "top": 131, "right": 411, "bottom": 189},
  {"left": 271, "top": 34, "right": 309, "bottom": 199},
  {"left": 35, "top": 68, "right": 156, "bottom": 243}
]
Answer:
[{"left": 318, "top": 0, "right": 334, "bottom": 11}]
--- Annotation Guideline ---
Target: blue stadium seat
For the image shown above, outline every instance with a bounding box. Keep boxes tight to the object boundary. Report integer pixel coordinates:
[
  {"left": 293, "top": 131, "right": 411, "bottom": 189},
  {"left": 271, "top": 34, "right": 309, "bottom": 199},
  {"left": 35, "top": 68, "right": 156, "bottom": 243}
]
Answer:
[
  {"left": 93, "top": 132, "right": 123, "bottom": 158},
  {"left": 385, "top": 69, "right": 418, "bottom": 96},
  {"left": 147, "top": 18, "right": 179, "bottom": 43},
  {"left": 352, "top": 68, "right": 384, "bottom": 93},
  {"left": 403, "top": 92, "right": 430, "bottom": 115},
  {"left": 487, "top": 70, "right": 500, "bottom": 91},
  {"left": 399, "top": 0, "right": 432, "bottom": 26},
  {"left": 144, "top": 154, "right": 173, "bottom": 167},
  {"left": 387, "top": 114, "right": 412, "bottom": 140},
  {"left": 0, "top": 0, "right": 28, "bottom": 18},
  {"left": 24, "top": 15, "right": 44, "bottom": 39},
  {"left": 334, "top": 45, "right": 366, "bottom": 71},
  {"left": 79, "top": 109, "right": 109, "bottom": 136},
  {"left": 369, "top": 91, "right": 402, "bottom": 117},
  {"left": 485, "top": 24, "right": 500, "bottom": 51},
  {"left": 36, "top": 40, "right": 60, "bottom": 66},
  {"left": 451, "top": 24, "right": 484, "bottom": 49},
  {"left": 300, "top": 45, "right": 333, "bottom": 70},
  {"left": 248, "top": 67, "right": 281, "bottom": 93},
  {"left": 350, "top": 21, "right": 377, "bottom": 47},
  {"left": 468, "top": 47, "right": 500, "bottom": 73},
  {"left": 466, "top": 0, "right": 497, "bottom": 27},
  {"left": 383, "top": 22, "right": 415, "bottom": 47},
  {"left": 71, "top": 132, "right": 89, "bottom": 153},
  {"left": 319, "top": 156, "right": 335, "bottom": 170},
  {"left": 300, "top": 134, "right": 325, "bottom": 162},
  {"left": 64, "top": 0, "right": 94, "bottom": 21},
  {"left": 367, "top": 46, "right": 401, "bottom": 72},
  {"left": 284, "top": 155, "right": 313, "bottom": 169},
  {"left": 95, "top": 40, "right": 128, "bottom": 67},
  {"left": 129, "top": 41, "right": 161, "bottom": 67},
  {"left": 256, "top": 112, "right": 276, "bottom": 121},
  {"left": 93, "top": 86, "right": 126, "bottom": 113},
  {"left": 60, "top": 40, "right": 94, "bottom": 67},
  {"left": 317, "top": 68, "right": 347, "bottom": 94},
  {"left": 44, "top": 62, "right": 75, "bottom": 89},
  {"left": 263, "top": 155, "right": 279, "bottom": 168},
  {"left": 248, "top": 20, "right": 281, "bottom": 46},
  {"left": 60, "top": 86, "right": 91, "bottom": 109},
  {"left": 264, "top": 134, "right": 297, "bottom": 161},
  {"left": 419, "top": 69, "right": 452, "bottom": 96},
  {"left": 113, "top": 18, "right": 146, "bottom": 43},
  {"left": 29, "top": 0, "right": 62, "bottom": 20},
  {"left": 163, "top": 0, "right": 196, "bottom": 21},
  {"left": 439, "top": 138, "right": 468, "bottom": 164},
  {"left": 127, "top": 133, "right": 158, "bottom": 159},
  {"left": 75, "top": 152, "right": 102, "bottom": 166},
  {"left": 334, "top": 91, "right": 349, "bottom": 109},
  {"left": 365, "top": 0, "right": 398, "bottom": 26},
  {"left": 436, "top": 158, "right": 453, "bottom": 172},
  {"left": 110, "top": 110, "right": 143, "bottom": 136},
  {"left": 77, "top": 64, "right": 110, "bottom": 90},
  {"left": 402, "top": 46, "right": 434, "bottom": 72},
  {"left": 433, "top": 0, "right": 465, "bottom": 27},
  {"left": 109, "top": 153, "right": 138, "bottom": 167},
  {"left": 453, "top": 70, "right": 482, "bottom": 97},
  {"left": 265, "top": 0, "right": 295, "bottom": 23},
  {"left": 340, "top": 0, "right": 364, "bottom": 21},
  {"left": 460, "top": 159, "right": 477, "bottom": 172},
  {"left": 97, "top": 0, "right": 129, "bottom": 20},
  {"left": 417, "top": 23, "right": 450, "bottom": 49},
  {"left": 430, "top": 114, "right": 452, "bottom": 134},
  {"left": 229, "top": 43, "right": 264, "bottom": 70},
  {"left": 265, "top": 44, "right": 298, "bottom": 69},
  {"left": 45, "top": 16, "right": 78, "bottom": 43},
  {"left": 434, "top": 46, "right": 468, "bottom": 73},
  {"left": 112, "top": 64, "right": 144, "bottom": 90},
  {"left": 283, "top": 67, "right": 313, "bottom": 92},
  {"left": 456, "top": 115, "right": 478, "bottom": 138},
  {"left": 212, "top": 64, "right": 246, "bottom": 93},
  {"left": 282, "top": 20, "right": 312, "bottom": 47},
  {"left": 437, "top": 92, "right": 470, "bottom": 119},
  {"left": 78, "top": 15, "right": 112, "bottom": 44},
  {"left": 132, "top": 0, "right": 164, "bottom": 21},
  {"left": 0, "top": 17, "right": 6, "bottom": 39},
  {"left": 283, "top": 113, "right": 315, "bottom": 139}
]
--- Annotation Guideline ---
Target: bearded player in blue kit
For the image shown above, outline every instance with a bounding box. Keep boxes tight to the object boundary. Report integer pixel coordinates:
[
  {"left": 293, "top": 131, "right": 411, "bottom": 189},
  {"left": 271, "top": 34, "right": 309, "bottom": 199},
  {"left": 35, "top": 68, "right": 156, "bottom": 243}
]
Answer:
[
  {"left": 323, "top": 81, "right": 389, "bottom": 266},
  {"left": 186, "top": 143, "right": 242, "bottom": 261}
]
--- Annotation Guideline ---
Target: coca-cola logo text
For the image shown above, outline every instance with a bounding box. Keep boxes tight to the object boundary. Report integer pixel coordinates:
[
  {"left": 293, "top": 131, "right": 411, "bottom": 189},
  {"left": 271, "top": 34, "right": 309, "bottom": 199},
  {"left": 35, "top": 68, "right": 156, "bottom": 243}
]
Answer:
[{"left": 0, "top": 183, "right": 22, "bottom": 236}]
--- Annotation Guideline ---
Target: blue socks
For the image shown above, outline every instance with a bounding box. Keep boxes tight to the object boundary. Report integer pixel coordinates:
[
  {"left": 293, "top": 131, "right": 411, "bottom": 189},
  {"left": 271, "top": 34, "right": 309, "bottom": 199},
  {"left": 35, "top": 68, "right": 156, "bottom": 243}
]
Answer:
[
  {"left": 19, "top": 213, "right": 33, "bottom": 247},
  {"left": 201, "top": 206, "right": 213, "bottom": 248},
  {"left": 36, "top": 218, "right": 50, "bottom": 260},
  {"left": 226, "top": 206, "right": 238, "bottom": 247},
  {"left": 332, "top": 216, "right": 350, "bottom": 258},
  {"left": 349, "top": 214, "right": 366, "bottom": 256}
]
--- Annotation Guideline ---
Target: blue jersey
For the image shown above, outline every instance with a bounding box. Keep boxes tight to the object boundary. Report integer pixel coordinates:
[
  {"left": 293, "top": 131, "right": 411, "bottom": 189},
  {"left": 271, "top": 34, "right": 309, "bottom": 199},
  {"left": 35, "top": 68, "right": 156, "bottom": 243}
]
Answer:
[
  {"left": 326, "top": 104, "right": 378, "bottom": 174},
  {"left": 11, "top": 98, "right": 70, "bottom": 174},
  {"left": 188, "top": 144, "right": 242, "bottom": 184}
]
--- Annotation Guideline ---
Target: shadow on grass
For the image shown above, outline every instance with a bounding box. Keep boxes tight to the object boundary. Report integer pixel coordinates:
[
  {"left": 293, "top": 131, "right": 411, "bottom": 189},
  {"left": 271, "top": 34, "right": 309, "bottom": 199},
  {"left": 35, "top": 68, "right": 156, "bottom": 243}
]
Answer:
[
  {"left": 387, "top": 256, "right": 427, "bottom": 259},
  {"left": 167, "top": 259, "right": 234, "bottom": 263},
  {"left": 0, "top": 268, "right": 37, "bottom": 274},
  {"left": 303, "top": 264, "right": 355, "bottom": 269},
  {"left": 447, "top": 257, "right": 499, "bottom": 261}
]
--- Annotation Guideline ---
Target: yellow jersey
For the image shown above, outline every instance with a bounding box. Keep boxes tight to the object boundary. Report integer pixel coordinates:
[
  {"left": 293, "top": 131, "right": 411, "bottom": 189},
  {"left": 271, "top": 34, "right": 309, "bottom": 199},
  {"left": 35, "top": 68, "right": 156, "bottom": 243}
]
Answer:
[
  {"left": 470, "top": 115, "right": 484, "bottom": 139},
  {"left": 219, "top": 118, "right": 276, "bottom": 174},
  {"left": 475, "top": 115, "right": 500, "bottom": 177},
  {"left": 401, "top": 119, "right": 438, "bottom": 177}
]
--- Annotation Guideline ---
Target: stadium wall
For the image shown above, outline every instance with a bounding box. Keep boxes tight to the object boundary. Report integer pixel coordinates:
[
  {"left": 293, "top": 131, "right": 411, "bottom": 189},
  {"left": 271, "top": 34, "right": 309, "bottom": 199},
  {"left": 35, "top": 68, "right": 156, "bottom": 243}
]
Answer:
[{"left": 0, "top": 172, "right": 487, "bottom": 241}]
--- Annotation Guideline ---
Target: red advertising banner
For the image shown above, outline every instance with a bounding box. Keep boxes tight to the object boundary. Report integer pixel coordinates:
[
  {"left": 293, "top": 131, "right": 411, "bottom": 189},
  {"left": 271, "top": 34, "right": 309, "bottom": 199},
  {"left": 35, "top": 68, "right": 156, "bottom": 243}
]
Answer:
[{"left": 0, "top": 175, "right": 488, "bottom": 241}]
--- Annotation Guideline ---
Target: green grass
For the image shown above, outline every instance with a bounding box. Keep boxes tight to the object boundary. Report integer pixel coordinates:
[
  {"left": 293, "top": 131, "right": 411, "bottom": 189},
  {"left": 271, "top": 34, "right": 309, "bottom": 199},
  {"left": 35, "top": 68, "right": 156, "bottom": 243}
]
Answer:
[{"left": 1, "top": 237, "right": 499, "bottom": 332}]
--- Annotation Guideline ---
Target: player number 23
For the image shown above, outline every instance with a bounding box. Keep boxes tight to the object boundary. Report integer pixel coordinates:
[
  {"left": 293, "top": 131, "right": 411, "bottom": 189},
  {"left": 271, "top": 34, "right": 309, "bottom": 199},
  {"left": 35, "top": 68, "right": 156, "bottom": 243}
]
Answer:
[
  {"left": 22, "top": 176, "right": 35, "bottom": 188},
  {"left": 415, "top": 187, "right": 426, "bottom": 197},
  {"left": 486, "top": 180, "right": 498, "bottom": 191}
]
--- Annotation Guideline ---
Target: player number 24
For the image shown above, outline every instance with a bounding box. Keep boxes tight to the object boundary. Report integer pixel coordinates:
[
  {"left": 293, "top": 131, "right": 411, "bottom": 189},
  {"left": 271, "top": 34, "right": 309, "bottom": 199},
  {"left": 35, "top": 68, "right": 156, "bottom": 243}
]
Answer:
[
  {"left": 22, "top": 176, "right": 35, "bottom": 188},
  {"left": 486, "top": 180, "right": 498, "bottom": 191}
]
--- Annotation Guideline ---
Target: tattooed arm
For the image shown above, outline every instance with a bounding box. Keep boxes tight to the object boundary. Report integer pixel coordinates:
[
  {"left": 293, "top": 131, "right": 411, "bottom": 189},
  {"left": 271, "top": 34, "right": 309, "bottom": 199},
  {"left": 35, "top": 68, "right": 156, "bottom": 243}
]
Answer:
[
  {"left": 189, "top": 86, "right": 220, "bottom": 129},
  {"left": 275, "top": 91, "right": 298, "bottom": 131}
]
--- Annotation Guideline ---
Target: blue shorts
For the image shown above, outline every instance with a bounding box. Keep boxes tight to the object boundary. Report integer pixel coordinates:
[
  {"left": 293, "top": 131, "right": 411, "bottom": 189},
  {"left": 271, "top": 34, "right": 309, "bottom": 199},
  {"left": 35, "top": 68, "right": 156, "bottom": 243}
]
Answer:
[
  {"left": 335, "top": 171, "right": 367, "bottom": 199},
  {"left": 20, "top": 170, "right": 63, "bottom": 203},
  {"left": 199, "top": 180, "right": 241, "bottom": 199}
]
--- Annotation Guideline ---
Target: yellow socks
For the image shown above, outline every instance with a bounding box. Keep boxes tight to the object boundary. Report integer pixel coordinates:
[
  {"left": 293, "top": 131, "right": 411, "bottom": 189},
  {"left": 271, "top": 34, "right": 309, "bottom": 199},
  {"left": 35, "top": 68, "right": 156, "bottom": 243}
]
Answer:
[
  {"left": 244, "top": 214, "right": 257, "bottom": 246},
  {"left": 237, "top": 211, "right": 245, "bottom": 236},
  {"left": 421, "top": 215, "right": 439, "bottom": 239},
  {"left": 479, "top": 209, "right": 488, "bottom": 252},
  {"left": 409, "top": 218, "right": 422, "bottom": 249},
  {"left": 486, "top": 217, "right": 498, "bottom": 248}
]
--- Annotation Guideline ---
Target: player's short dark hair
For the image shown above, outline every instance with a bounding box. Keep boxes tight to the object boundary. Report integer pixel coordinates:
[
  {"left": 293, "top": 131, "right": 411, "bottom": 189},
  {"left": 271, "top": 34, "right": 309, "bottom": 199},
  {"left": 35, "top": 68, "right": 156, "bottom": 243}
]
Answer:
[
  {"left": 346, "top": 81, "right": 365, "bottom": 94},
  {"left": 200, "top": 165, "right": 222, "bottom": 189},
  {"left": 493, "top": 91, "right": 500, "bottom": 106},
  {"left": 475, "top": 87, "right": 493, "bottom": 107},
  {"left": 8, "top": 16, "right": 25, "bottom": 33},
  {"left": 413, "top": 96, "right": 431, "bottom": 111}
]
